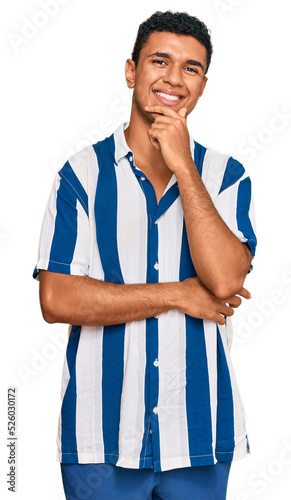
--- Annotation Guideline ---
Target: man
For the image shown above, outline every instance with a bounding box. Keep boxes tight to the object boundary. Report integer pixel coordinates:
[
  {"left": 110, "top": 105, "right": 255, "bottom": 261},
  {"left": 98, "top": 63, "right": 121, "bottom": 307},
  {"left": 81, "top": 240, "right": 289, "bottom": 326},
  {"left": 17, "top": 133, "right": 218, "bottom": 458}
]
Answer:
[{"left": 34, "top": 11, "right": 257, "bottom": 500}]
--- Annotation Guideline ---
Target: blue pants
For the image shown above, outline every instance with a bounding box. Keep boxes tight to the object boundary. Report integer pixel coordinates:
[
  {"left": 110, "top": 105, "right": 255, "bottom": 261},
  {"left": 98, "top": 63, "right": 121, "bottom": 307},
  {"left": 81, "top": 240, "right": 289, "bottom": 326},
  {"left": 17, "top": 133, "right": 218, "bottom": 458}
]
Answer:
[{"left": 60, "top": 462, "right": 231, "bottom": 500}]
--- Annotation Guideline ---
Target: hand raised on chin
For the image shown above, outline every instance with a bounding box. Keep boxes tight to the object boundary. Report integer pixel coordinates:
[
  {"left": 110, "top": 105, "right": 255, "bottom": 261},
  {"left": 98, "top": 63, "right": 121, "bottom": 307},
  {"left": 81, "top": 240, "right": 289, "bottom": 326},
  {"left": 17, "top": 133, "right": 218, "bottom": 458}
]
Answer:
[{"left": 145, "top": 104, "right": 194, "bottom": 173}]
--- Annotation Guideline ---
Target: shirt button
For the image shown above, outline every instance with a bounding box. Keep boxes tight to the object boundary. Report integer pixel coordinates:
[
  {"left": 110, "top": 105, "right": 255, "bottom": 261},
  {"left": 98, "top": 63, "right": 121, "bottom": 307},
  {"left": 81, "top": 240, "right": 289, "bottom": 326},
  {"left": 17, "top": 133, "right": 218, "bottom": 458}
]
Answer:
[
  {"left": 129, "top": 154, "right": 133, "bottom": 162},
  {"left": 154, "top": 262, "right": 159, "bottom": 270},
  {"left": 153, "top": 359, "right": 159, "bottom": 367},
  {"left": 153, "top": 407, "right": 158, "bottom": 414},
  {"left": 150, "top": 429, "right": 152, "bottom": 434}
]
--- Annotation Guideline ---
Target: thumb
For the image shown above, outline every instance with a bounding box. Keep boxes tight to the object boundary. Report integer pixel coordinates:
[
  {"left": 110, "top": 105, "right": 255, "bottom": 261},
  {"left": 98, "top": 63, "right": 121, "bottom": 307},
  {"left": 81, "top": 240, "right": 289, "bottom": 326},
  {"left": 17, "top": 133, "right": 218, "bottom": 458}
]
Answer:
[{"left": 178, "top": 107, "right": 187, "bottom": 118}]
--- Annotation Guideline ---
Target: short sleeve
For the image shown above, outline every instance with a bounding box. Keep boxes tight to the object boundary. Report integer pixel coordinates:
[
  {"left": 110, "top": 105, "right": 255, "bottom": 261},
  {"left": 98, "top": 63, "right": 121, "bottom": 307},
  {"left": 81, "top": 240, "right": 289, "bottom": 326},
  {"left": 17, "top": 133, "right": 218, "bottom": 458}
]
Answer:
[
  {"left": 214, "top": 157, "right": 257, "bottom": 257},
  {"left": 33, "top": 160, "right": 90, "bottom": 281}
]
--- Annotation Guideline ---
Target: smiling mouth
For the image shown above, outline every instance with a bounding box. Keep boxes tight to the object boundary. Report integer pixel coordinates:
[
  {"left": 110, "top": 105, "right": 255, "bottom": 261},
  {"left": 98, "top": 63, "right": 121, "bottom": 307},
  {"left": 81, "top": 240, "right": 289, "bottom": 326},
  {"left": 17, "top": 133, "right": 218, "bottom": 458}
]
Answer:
[{"left": 154, "top": 91, "right": 184, "bottom": 103}]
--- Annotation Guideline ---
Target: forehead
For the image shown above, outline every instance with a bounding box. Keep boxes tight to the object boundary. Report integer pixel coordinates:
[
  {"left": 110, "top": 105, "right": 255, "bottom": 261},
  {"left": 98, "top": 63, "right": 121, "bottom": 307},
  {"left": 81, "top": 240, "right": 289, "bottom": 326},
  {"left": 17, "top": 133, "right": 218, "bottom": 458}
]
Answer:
[{"left": 139, "top": 31, "right": 207, "bottom": 65}]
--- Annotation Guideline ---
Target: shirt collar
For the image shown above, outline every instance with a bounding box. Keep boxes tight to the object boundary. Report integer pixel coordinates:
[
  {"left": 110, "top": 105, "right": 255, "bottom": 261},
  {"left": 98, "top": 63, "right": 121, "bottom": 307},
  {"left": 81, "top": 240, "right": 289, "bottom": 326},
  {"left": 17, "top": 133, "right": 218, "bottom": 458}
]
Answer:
[{"left": 114, "top": 122, "right": 131, "bottom": 164}]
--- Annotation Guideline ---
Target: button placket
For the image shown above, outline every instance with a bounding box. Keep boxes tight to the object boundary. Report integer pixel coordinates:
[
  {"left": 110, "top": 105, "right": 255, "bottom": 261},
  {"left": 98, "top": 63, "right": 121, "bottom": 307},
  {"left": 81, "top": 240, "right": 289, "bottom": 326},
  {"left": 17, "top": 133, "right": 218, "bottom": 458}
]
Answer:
[
  {"left": 147, "top": 187, "right": 160, "bottom": 434},
  {"left": 130, "top": 158, "right": 160, "bottom": 459}
]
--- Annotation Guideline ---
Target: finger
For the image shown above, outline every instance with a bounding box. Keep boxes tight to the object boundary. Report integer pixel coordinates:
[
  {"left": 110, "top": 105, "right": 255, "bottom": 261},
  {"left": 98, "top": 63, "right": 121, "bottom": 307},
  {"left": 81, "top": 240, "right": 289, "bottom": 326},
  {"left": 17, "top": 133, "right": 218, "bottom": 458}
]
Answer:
[
  {"left": 178, "top": 107, "right": 187, "bottom": 118},
  {"left": 150, "top": 121, "right": 185, "bottom": 138},
  {"left": 237, "top": 287, "right": 252, "bottom": 300},
  {"left": 220, "top": 304, "right": 234, "bottom": 317},
  {"left": 150, "top": 122, "right": 172, "bottom": 130},
  {"left": 145, "top": 105, "right": 182, "bottom": 118},
  {"left": 149, "top": 139, "right": 160, "bottom": 150},
  {"left": 148, "top": 127, "right": 170, "bottom": 145},
  {"left": 147, "top": 130, "right": 161, "bottom": 149},
  {"left": 227, "top": 296, "right": 242, "bottom": 308},
  {"left": 216, "top": 314, "right": 226, "bottom": 326},
  {"left": 151, "top": 115, "right": 180, "bottom": 125}
]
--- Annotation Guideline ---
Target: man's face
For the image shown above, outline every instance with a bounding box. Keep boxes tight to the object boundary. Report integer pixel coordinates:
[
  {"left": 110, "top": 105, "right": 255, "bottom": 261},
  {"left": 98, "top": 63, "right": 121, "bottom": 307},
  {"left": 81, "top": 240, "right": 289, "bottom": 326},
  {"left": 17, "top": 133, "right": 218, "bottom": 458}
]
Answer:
[{"left": 126, "top": 31, "right": 208, "bottom": 122}]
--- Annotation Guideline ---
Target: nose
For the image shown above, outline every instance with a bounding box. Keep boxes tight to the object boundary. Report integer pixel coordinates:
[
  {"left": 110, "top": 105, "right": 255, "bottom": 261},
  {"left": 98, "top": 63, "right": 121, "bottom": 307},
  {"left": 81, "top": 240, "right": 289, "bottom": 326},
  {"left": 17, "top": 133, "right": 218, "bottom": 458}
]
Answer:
[{"left": 162, "top": 63, "right": 183, "bottom": 86}]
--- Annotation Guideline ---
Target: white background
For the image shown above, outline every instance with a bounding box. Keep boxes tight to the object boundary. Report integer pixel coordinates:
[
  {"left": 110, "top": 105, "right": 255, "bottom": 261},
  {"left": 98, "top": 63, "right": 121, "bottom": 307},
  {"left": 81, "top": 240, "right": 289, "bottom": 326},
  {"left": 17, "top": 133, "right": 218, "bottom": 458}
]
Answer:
[{"left": 1, "top": 0, "right": 291, "bottom": 498}]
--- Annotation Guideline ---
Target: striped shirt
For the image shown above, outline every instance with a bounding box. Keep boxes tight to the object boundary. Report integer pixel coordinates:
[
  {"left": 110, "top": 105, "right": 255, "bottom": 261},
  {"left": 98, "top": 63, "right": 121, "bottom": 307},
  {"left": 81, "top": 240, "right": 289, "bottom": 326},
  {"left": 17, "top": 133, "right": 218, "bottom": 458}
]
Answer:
[{"left": 33, "top": 122, "right": 257, "bottom": 472}]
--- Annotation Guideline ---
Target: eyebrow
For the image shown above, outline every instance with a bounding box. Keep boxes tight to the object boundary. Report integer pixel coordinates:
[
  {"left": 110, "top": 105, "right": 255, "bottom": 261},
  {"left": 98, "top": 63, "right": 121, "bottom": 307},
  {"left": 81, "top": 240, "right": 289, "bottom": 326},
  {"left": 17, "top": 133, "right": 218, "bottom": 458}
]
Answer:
[{"left": 147, "top": 51, "right": 205, "bottom": 72}]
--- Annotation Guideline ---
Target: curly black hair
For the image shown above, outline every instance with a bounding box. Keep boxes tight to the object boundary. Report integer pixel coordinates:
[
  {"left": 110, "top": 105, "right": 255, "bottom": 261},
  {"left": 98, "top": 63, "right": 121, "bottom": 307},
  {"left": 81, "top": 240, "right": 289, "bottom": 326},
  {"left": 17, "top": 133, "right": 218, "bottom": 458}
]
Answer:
[
  {"left": 131, "top": 11, "right": 213, "bottom": 75},
  {"left": 131, "top": 10, "right": 212, "bottom": 73}
]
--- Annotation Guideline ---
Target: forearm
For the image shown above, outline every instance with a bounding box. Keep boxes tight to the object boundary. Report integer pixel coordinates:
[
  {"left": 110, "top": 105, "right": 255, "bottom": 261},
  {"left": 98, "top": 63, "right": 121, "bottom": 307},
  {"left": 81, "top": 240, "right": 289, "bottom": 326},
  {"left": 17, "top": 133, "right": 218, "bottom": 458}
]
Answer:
[
  {"left": 39, "top": 270, "right": 178, "bottom": 326},
  {"left": 39, "top": 270, "right": 245, "bottom": 327},
  {"left": 176, "top": 161, "right": 252, "bottom": 298}
]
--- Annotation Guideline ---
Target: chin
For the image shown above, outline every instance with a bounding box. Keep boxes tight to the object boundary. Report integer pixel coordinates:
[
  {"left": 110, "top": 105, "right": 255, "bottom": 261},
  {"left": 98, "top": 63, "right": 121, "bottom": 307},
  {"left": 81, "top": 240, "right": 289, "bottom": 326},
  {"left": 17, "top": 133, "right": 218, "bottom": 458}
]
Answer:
[{"left": 143, "top": 110, "right": 157, "bottom": 122}]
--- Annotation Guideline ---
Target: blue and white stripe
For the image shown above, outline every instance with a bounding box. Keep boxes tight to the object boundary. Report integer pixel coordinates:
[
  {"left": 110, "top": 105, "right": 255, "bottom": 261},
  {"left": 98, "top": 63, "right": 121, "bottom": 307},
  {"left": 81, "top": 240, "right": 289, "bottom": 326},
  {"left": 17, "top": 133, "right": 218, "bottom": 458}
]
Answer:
[{"left": 34, "top": 122, "right": 256, "bottom": 471}]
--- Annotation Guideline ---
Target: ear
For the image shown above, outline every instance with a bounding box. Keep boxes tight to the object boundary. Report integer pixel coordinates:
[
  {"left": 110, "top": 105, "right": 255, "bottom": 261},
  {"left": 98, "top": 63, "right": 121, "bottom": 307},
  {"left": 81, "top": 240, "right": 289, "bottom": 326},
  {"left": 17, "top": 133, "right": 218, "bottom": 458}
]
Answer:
[
  {"left": 125, "top": 59, "right": 136, "bottom": 89},
  {"left": 199, "top": 76, "right": 208, "bottom": 98}
]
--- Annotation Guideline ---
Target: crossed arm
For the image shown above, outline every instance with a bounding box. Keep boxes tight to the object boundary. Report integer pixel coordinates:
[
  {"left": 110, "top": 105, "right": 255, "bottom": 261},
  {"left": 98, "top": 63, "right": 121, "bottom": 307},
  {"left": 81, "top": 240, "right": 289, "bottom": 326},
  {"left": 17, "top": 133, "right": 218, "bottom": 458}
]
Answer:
[
  {"left": 39, "top": 106, "right": 253, "bottom": 326},
  {"left": 39, "top": 184, "right": 252, "bottom": 327},
  {"left": 39, "top": 271, "right": 249, "bottom": 326}
]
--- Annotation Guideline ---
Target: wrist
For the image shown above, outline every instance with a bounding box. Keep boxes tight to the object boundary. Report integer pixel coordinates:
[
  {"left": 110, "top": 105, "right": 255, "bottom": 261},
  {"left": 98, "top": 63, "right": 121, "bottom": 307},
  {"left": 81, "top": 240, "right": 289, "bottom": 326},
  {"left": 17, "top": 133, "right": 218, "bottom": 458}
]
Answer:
[
  {"left": 159, "top": 281, "right": 182, "bottom": 311},
  {"left": 173, "top": 158, "right": 197, "bottom": 179},
  {"left": 167, "top": 281, "right": 185, "bottom": 311}
]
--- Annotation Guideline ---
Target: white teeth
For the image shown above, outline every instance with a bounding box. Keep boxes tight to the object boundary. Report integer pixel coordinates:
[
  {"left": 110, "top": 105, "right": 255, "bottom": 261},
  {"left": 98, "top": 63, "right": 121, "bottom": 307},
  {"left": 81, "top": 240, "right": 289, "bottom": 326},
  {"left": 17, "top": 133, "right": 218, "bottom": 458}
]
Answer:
[{"left": 155, "top": 91, "right": 180, "bottom": 102}]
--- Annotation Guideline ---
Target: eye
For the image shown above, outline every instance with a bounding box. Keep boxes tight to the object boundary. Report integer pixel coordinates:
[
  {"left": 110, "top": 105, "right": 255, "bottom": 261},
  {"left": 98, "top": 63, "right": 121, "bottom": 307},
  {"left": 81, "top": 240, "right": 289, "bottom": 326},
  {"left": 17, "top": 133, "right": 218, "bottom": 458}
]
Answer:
[
  {"left": 152, "top": 59, "right": 167, "bottom": 66},
  {"left": 185, "top": 66, "right": 198, "bottom": 74}
]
